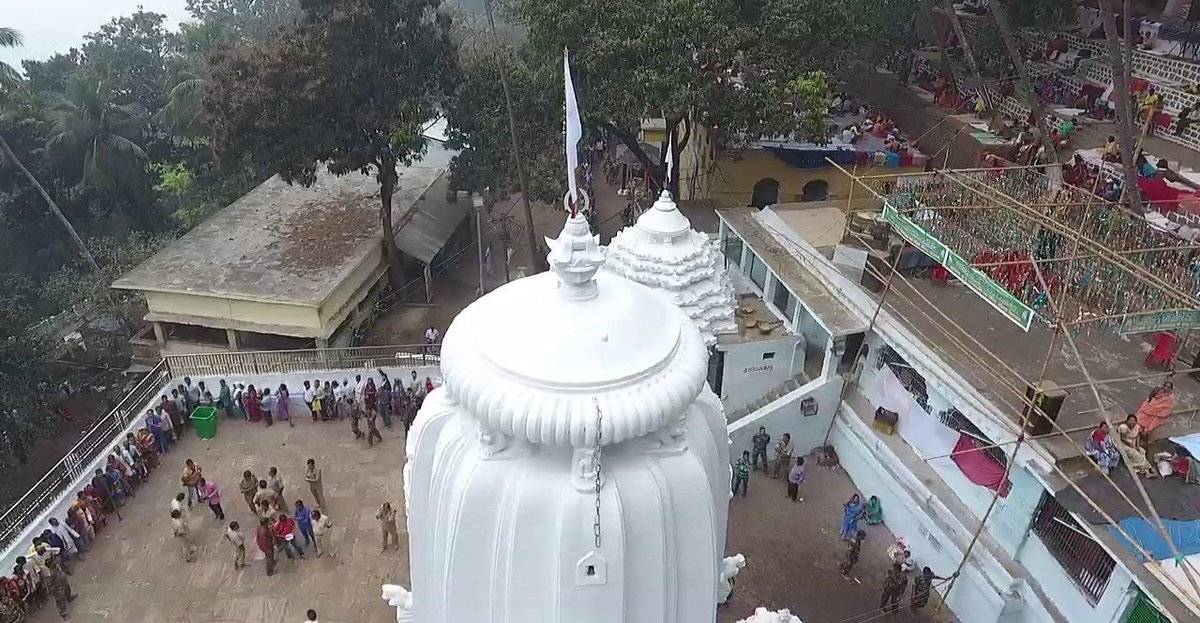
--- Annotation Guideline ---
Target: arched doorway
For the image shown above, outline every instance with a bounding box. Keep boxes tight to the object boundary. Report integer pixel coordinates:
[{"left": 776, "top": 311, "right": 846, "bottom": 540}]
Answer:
[
  {"left": 750, "top": 178, "right": 780, "bottom": 209},
  {"left": 801, "top": 179, "right": 829, "bottom": 202}
]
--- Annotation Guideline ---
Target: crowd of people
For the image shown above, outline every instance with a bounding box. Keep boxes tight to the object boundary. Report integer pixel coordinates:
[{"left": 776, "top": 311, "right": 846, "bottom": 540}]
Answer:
[
  {"left": 732, "top": 426, "right": 954, "bottom": 617},
  {"left": 141, "top": 369, "right": 439, "bottom": 454},
  {"left": 1, "top": 363, "right": 442, "bottom": 621},
  {"left": 2, "top": 427, "right": 159, "bottom": 619},
  {"left": 1085, "top": 380, "right": 1178, "bottom": 478}
]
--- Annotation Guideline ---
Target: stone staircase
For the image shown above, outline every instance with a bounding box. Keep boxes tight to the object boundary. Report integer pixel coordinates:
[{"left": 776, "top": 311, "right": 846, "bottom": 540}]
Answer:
[{"left": 727, "top": 372, "right": 810, "bottom": 423}]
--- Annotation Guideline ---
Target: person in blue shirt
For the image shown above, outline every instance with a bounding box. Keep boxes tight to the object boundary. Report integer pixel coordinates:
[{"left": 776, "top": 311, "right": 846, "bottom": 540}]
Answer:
[
  {"left": 294, "top": 499, "right": 315, "bottom": 551},
  {"left": 145, "top": 409, "right": 168, "bottom": 454}
]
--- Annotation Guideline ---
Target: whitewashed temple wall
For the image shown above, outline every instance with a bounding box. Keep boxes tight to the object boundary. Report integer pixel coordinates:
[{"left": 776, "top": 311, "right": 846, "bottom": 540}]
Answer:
[
  {"left": 718, "top": 335, "right": 804, "bottom": 412},
  {"left": 727, "top": 376, "right": 844, "bottom": 460}
]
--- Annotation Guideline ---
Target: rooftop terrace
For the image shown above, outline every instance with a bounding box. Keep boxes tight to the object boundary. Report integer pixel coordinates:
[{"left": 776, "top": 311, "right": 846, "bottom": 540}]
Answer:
[{"left": 112, "top": 146, "right": 453, "bottom": 307}]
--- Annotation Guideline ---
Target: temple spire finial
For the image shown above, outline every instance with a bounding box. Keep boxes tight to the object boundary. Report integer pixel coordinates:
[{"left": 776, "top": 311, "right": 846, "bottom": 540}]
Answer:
[{"left": 546, "top": 192, "right": 604, "bottom": 299}]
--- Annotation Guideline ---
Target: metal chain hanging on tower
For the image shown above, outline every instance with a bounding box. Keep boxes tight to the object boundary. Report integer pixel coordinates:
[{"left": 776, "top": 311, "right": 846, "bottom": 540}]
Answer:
[{"left": 592, "top": 397, "right": 604, "bottom": 549}]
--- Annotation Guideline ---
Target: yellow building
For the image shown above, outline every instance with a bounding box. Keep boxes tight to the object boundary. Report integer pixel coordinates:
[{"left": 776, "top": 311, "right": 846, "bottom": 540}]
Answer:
[
  {"left": 113, "top": 145, "right": 469, "bottom": 358},
  {"left": 640, "top": 118, "right": 927, "bottom": 208}
]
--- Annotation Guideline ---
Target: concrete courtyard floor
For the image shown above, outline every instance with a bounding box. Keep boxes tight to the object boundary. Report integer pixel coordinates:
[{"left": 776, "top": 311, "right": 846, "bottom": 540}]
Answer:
[
  {"left": 29, "top": 416, "right": 412, "bottom": 623},
  {"left": 28, "top": 416, "right": 954, "bottom": 623},
  {"left": 720, "top": 456, "right": 955, "bottom": 623}
]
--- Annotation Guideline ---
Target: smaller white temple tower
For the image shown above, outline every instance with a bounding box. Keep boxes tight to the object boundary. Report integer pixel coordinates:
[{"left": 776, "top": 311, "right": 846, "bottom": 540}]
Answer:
[{"left": 604, "top": 190, "right": 737, "bottom": 346}]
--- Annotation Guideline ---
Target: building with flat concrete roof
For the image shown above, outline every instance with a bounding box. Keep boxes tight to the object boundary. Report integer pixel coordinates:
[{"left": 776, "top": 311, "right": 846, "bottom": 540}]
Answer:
[
  {"left": 114, "top": 144, "right": 470, "bottom": 357},
  {"left": 718, "top": 201, "right": 1200, "bottom": 623}
]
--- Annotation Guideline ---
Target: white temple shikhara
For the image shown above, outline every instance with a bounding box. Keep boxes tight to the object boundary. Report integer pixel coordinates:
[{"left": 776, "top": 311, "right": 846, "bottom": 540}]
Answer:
[
  {"left": 389, "top": 205, "right": 734, "bottom": 621},
  {"left": 604, "top": 190, "right": 737, "bottom": 346}
]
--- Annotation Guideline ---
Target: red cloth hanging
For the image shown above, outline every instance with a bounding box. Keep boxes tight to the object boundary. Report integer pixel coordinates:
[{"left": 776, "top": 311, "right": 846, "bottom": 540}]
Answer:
[
  {"left": 1147, "top": 332, "right": 1178, "bottom": 369},
  {"left": 950, "top": 434, "right": 1011, "bottom": 497}
]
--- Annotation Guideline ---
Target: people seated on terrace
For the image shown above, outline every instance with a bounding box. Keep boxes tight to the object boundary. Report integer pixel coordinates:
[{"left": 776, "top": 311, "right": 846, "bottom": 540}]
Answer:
[
  {"left": 840, "top": 125, "right": 857, "bottom": 144},
  {"left": 1136, "top": 381, "right": 1176, "bottom": 442},
  {"left": 1136, "top": 151, "right": 1158, "bottom": 178},
  {"left": 1101, "top": 135, "right": 1121, "bottom": 162},
  {"left": 1050, "top": 118, "right": 1075, "bottom": 150},
  {"left": 1065, "top": 154, "right": 1090, "bottom": 186},
  {"left": 1156, "top": 160, "right": 1200, "bottom": 190}
]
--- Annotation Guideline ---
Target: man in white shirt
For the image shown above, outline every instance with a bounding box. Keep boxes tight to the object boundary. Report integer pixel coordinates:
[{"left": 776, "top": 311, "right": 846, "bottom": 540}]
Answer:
[
  {"left": 302, "top": 381, "right": 315, "bottom": 417},
  {"left": 408, "top": 370, "right": 421, "bottom": 392},
  {"left": 424, "top": 326, "right": 439, "bottom": 344},
  {"left": 354, "top": 375, "right": 366, "bottom": 402},
  {"left": 311, "top": 509, "right": 333, "bottom": 557}
]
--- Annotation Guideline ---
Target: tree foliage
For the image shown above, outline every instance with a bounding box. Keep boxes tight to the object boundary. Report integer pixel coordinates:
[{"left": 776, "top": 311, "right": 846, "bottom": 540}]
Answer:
[
  {"left": 445, "top": 44, "right": 562, "bottom": 203},
  {"left": 206, "top": 0, "right": 460, "bottom": 286},
  {"left": 444, "top": 0, "right": 915, "bottom": 196},
  {"left": 47, "top": 74, "right": 148, "bottom": 190}
]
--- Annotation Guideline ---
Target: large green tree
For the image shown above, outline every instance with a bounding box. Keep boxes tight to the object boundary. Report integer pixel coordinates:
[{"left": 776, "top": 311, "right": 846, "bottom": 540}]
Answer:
[
  {"left": 493, "top": 0, "right": 907, "bottom": 197},
  {"left": 445, "top": 44, "right": 561, "bottom": 204},
  {"left": 206, "top": 0, "right": 460, "bottom": 288}
]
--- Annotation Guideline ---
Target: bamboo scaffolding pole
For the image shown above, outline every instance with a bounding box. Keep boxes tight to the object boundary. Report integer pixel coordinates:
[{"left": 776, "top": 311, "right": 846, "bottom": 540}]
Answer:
[
  {"left": 936, "top": 264, "right": 1066, "bottom": 610},
  {"left": 1053, "top": 368, "right": 1200, "bottom": 391},
  {"left": 943, "top": 169, "right": 1200, "bottom": 312},
  {"left": 1028, "top": 259, "right": 1200, "bottom": 597},
  {"left": 1066, "top": 308, "right": 1199, "bottom": 326},
  {"left": 762, "top": 205, "right": 1186, "bottom": 618},
  {"left": 820, "top": 248, "right": 906, "bottom": 446}
]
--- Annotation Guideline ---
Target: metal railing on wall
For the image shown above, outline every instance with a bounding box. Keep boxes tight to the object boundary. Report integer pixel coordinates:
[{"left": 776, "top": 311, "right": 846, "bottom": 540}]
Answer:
[
  {"left": 0, "top": 360, "right": 172, "bottom": 553},
  {"left": 0, "top": 344, "right": 435, "bottom": 555},
  {"left": 164, "top": 344, "right": 438, "bottom": 378}
]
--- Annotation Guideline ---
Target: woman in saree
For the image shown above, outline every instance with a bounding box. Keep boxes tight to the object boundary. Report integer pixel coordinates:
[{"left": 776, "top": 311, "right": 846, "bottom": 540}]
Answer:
[
  {"left": 840, "top": 494, "right": 866, "bottom": 541},
  {"left": 245, "top": 384, "right": 262, "bottom": 423},
  {"left": 1135, "top": 381, "right": 1175, "bottom": 440},
  {"left": 865, "top": 495, "right": 884, "bottom": 526},
  {"left": 276, "top": 384, "right": 292, "bottom": 425},
  {"left": 1117, "top": 415, "right": 1155, "bottom": 477},
  {"left": 1084, "top": 422, "right": 1121, "bottom": 475}
]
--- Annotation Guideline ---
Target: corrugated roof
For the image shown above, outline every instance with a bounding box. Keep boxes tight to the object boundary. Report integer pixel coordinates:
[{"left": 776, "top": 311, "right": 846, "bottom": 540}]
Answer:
[{"left": 393, "top": 171, "right": 470, "bottom": 264}]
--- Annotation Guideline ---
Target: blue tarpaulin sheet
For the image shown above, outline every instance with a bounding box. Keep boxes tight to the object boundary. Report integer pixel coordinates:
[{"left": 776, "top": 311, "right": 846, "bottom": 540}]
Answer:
[{"left": 1109, "top": 517, "right": 1200, "bottom": 561}]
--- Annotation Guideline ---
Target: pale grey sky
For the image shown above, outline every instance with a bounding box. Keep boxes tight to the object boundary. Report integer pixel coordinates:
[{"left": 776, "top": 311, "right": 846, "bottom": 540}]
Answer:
[{"left": 0, "top": 0, "right": 192, "bottom": 70}]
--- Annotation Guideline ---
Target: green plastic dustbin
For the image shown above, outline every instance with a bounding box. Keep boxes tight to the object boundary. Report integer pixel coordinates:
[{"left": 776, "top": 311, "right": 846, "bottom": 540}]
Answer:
[{"left": 191, "top": 406, "right": 218, "bottom": 439}]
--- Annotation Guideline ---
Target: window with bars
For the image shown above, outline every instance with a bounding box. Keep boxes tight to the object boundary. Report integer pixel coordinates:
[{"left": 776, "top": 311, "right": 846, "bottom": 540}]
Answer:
[
  {"left": 940, "top": 408, "right": 1007, "bottom": 466},
  {"left": 1031, "top": 492, "right": 1116, "bottom": 603},
  {"left": 876, "top": 345, "right": 930, "bottom": 411}
]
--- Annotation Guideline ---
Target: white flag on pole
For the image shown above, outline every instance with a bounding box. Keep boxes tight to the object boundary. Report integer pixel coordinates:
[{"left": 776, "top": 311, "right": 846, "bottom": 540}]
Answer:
[
  {"left": 564, "top": 48, "right": 582, "bottom": 209},
  {"left": 664, "top": 126, "right": 675, "bottom": 192}
]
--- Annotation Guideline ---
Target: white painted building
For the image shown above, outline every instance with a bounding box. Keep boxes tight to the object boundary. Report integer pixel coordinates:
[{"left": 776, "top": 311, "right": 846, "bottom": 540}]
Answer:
[
  {"left": 396, "top": 212, "right": 737, "bottom": 622},
  {"left": 716, "top": 206, "right": 1195, "bottom": 623}
]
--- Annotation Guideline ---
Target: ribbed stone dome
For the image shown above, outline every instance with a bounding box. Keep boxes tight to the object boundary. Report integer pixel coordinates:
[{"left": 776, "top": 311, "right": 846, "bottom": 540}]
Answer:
[{"left": 399, "top": 212, "right": 732, "bottom": 623}]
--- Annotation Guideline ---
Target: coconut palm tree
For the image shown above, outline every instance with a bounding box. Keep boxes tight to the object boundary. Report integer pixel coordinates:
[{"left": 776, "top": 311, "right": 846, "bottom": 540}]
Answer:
[
  {"left": 0, "top": 27, "right": 22, "bottom": 88},
  {"left": 47, "top": 73, "right": 147, "bottom": 190},
  {"left": 0, "top": 27, "right": 101, "bottom": 272}
]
